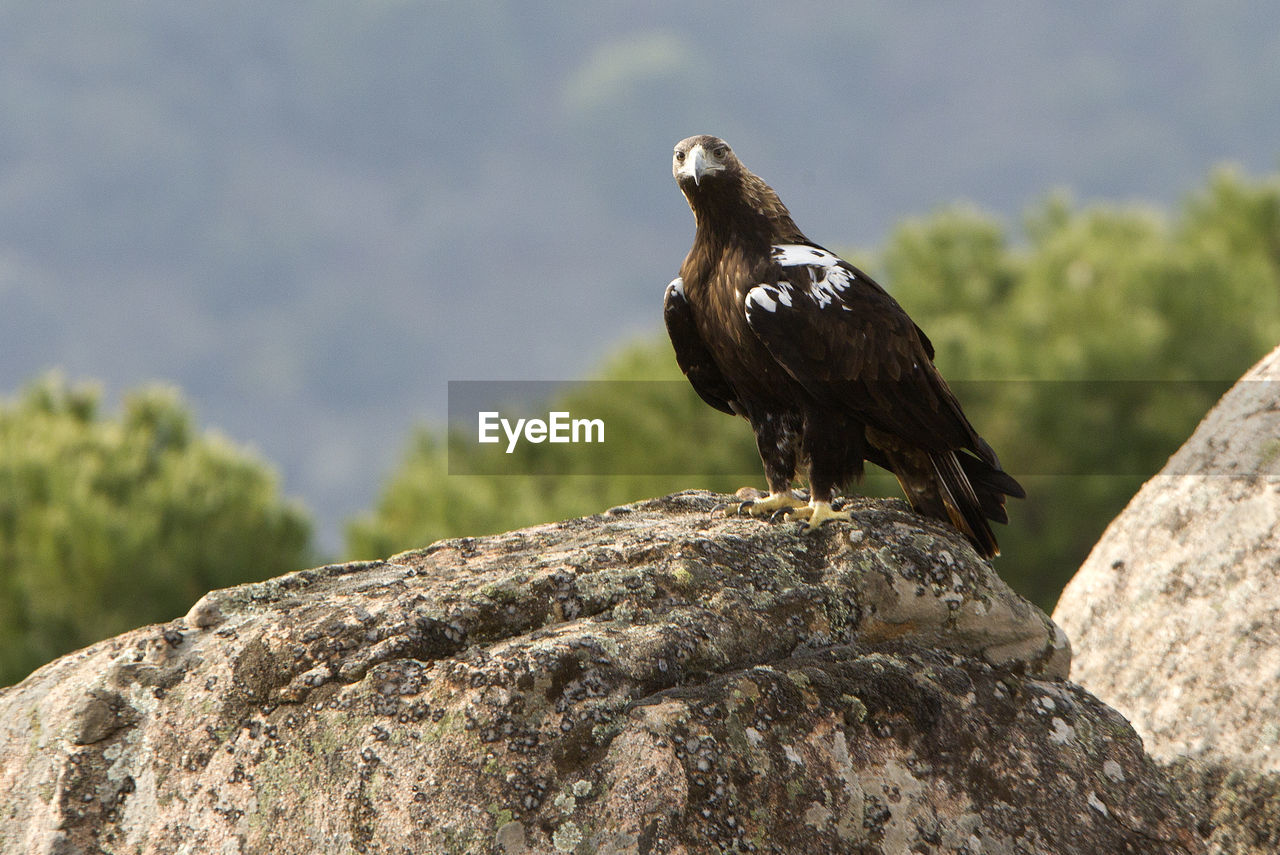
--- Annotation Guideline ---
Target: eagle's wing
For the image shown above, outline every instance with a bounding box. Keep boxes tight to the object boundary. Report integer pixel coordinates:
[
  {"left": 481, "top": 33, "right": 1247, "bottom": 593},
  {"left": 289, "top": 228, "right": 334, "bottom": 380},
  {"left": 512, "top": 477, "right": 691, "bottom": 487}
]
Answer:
[
  {"left": 743, "top": 244, "right": 984, "bottom": 458},
  {"left": 664, "top": 277, "right": 737, "bottom": 415}
]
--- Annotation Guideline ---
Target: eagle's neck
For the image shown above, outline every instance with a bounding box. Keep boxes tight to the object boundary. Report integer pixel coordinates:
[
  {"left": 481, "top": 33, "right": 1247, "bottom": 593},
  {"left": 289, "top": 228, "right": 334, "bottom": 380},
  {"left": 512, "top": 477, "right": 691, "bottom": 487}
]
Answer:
[
  {"left": 693, "top": 173, "right": 800, "bottom": 239},
  {"left": 682, "top": 171, "right": 804, "bottom": 292}
]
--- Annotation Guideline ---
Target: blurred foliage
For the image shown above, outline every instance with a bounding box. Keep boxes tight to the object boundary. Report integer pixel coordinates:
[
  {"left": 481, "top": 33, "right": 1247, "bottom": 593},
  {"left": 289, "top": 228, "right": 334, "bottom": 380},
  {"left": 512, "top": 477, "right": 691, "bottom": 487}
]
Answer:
[
  {"left": 348, "top": 166, "right": 1280, "bottom": 609},
  {"left": 0, "top": 375, "right": 312, "bottom": 686},
  {"left": 345, "top": 345, "right": 759, "bottom": 560}
]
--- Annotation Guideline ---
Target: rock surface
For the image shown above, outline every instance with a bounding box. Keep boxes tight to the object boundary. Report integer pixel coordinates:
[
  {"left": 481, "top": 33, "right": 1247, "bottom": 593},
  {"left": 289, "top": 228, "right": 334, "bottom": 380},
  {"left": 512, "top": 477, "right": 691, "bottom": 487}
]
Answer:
[
  {"left": 1053, "top": 344, "right": 1280, "bottom": 854},
  {"left": 2, "top": 490, "right": 1197, "bottom": 854}
]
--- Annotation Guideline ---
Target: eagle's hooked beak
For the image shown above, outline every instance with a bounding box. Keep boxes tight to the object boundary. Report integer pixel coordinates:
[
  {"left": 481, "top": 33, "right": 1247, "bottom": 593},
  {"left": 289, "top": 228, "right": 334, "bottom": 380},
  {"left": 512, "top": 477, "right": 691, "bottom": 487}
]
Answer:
[{"left": 678, "top": 144, "right": 708, "bottom": 186}]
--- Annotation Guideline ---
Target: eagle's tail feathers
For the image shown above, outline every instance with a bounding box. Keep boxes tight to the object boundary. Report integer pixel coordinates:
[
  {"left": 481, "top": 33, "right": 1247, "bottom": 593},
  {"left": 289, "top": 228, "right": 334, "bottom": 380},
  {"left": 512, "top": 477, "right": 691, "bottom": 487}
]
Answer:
[
  {"left": 928, "top": 451, "right": 1000, "bottom": 559},
  {"left": 884, "top": 448, "right": 997, "bottom": 558},
  {"left": 955, "top": 451, "right": 1025, "bottom": 525}
]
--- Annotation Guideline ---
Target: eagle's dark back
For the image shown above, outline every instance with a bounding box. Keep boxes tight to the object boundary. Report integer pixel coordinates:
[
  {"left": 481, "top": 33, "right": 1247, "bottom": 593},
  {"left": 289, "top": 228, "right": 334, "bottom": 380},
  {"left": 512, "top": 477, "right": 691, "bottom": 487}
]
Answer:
[{"left": 665, "top": 134, "right": 1024, "bottom": 558}]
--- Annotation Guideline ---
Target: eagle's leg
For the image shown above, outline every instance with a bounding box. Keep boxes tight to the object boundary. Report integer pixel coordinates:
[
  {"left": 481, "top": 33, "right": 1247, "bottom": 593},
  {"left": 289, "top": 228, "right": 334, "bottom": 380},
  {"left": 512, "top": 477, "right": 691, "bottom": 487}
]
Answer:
[
  {"left": 718, "top": 413, "right": 807, "bottom": 518},
  {"left": 785, "top": 412, "right": 861, "bottom": 531}
]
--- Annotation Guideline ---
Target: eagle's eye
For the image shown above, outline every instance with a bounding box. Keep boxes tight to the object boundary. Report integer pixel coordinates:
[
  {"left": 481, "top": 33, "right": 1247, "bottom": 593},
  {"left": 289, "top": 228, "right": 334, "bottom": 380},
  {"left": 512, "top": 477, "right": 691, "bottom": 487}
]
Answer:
[
  {"left": 712, "top": 146, "right": 727, "bottom": 159},
  {"left": 674, "top": 150, "right": 686, "bottom": 163}
]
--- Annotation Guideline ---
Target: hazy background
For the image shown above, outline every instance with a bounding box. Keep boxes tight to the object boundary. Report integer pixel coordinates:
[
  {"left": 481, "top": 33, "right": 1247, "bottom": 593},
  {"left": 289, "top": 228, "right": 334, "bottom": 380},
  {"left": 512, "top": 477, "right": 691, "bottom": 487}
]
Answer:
[{"left": 3, "top": 1, "right": 1278, "bottom": 552}]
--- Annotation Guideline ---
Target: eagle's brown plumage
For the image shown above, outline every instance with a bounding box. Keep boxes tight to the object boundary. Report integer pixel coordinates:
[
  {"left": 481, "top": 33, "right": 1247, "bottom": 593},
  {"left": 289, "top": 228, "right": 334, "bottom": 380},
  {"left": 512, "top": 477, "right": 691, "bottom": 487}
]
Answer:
[{"left": 664, "top": 134, "right": 1023, "bottom": 557}]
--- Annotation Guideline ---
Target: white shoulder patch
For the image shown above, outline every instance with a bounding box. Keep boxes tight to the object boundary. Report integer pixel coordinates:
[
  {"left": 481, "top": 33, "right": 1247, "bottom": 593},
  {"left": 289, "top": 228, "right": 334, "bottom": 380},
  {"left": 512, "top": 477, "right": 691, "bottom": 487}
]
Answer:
[
  {"left": 771, "top": 244, "right": 856, "bottom": 310},
  {"left": 745, "top": 283, "right": 795, "bottom": 316},
  {"left": 743, "top": 285, "right": 774, "bottom": 314},
  {"left": 745, "top": 286, "right": 777, "bottom": 313},
  {"left": 666, "top": 277, "right": 684, "bottom": 297},
  {"left": 771, "top": 244, "right": 842, "bottom": 268}
]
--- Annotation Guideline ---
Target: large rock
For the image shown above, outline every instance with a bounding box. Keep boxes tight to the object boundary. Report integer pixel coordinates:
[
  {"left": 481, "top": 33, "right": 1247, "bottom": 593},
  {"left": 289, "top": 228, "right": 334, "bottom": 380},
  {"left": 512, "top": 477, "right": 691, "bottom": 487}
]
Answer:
[
  {"left": 2, "top": 491, "right": 1198, "bottom": 854},
  {"left": 1054, "top": 344, "right": 1280, "bottom": 853}
]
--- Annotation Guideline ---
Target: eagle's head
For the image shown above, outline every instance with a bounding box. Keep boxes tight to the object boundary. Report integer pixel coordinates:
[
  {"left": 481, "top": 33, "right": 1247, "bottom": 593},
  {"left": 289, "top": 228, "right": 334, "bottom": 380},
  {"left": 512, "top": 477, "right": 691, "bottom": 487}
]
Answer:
[
  {"left": 672, "top": 134, "right": 800, "bottom": 240},
  {"left": 672, "top": 135, "right": 738, "bottom": 190}
]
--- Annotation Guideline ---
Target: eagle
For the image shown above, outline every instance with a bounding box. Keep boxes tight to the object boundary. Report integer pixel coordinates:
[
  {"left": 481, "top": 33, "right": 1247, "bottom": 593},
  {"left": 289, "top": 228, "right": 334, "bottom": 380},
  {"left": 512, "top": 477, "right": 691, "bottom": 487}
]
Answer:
[{"left": 664, "top": 135, "right": 1024, "bottom": 557}]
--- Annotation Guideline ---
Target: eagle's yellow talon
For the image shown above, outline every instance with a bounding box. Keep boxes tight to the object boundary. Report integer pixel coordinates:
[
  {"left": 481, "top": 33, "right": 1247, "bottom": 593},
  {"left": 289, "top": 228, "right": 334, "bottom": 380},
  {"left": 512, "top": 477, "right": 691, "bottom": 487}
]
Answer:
[
  {"left": 736, "top": 491, "right": 807, "bottom": 518},
  {"left": 791, "top": 500, "right": 853, "bottom": 532}
]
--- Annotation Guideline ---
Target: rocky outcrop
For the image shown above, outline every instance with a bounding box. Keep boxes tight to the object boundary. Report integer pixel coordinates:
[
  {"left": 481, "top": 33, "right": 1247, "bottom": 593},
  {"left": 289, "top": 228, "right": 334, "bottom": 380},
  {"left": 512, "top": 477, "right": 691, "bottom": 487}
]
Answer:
[
  {"left": 1054, "top": 344, "right": 1280, "bottom": 854},
  {"left": 2, "top": 491, "right": 1198, "bottom": 854}
]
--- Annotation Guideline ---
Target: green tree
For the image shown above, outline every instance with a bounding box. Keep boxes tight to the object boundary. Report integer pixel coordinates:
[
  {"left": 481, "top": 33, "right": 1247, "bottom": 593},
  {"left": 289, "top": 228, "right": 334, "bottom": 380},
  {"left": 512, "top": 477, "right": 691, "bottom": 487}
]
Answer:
[
  {"left": 0, "top": 375, "right": 313, "bottom": 686},
  {"left": 349, "top": 167, "right": 1280, "bottom": 610}
]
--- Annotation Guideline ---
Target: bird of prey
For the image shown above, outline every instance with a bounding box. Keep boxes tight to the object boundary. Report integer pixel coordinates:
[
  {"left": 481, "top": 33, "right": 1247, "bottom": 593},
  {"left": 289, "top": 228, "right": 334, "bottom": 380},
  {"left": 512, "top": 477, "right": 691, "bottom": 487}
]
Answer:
[{"left": 664, "top": 134, "right": 1023, "bottom": 557}]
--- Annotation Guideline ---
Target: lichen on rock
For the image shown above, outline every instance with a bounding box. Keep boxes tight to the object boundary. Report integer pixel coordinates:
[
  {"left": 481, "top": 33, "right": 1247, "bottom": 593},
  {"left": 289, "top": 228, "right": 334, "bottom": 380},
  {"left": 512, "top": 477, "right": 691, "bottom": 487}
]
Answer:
[{"left": 1, "top": 490, "right": 1196, "bottom": 853}]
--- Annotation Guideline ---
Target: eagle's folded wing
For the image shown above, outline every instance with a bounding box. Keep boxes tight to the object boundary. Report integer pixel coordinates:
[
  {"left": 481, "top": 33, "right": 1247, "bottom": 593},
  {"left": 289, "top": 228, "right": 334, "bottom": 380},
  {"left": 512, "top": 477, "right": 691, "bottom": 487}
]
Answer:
[
  {"left": 664, "top": 277, "right": 737, "bottom": 415},
  {"left": 743, "top": 244, "right": 981, "bottom": 458}
]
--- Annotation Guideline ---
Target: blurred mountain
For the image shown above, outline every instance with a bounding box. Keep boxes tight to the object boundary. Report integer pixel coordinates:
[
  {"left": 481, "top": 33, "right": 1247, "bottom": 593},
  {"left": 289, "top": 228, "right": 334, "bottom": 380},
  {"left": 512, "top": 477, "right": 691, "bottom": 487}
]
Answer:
[{"left": 1, "top": 1, "right": 1277, "bottom": 551}]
